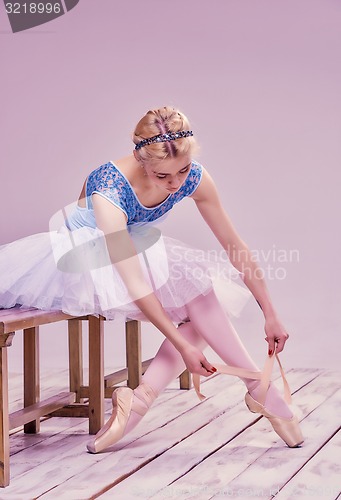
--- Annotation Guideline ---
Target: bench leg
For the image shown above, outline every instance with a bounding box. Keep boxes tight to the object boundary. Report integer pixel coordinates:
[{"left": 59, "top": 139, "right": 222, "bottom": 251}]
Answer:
[
  {"left": 179, "top": 369, "right": 192, "bottom": 390},
  {"left": 126, "top": 320, "right": 141, "bottom": 390},
  {"left": 68, "top": 319, "right": 83, "bottom": 403},
  {"left": 24, "top": 327, "right": 40, "bottom": 433},
  {"left": 88, "top": 316, "right": 104, "bottom": 434},
  {"left": 0, "top": 347, "right": 10, "bottom": 487}
]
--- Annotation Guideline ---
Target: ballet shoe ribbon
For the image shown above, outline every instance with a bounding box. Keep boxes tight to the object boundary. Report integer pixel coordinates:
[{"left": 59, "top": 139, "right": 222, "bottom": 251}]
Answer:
[
  {"left": 192, "top": 365, "right": 261, "bottom": 402},
  {"left": 258, "top": 344, "right": 292, "bottom": 406},
  {"left": 192, "top": 344, "right": 292, "bottom": 405}
]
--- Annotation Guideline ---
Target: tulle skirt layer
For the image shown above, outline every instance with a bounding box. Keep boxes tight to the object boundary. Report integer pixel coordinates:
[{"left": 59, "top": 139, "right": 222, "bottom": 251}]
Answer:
[{"left": 0, "top": 225, "right": 252, "bottom": 323}]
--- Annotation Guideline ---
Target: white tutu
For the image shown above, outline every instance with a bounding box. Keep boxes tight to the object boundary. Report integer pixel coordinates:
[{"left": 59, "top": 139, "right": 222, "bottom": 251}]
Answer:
[{"left": 0, "top": 223, "right": 252, "bottom": 323}]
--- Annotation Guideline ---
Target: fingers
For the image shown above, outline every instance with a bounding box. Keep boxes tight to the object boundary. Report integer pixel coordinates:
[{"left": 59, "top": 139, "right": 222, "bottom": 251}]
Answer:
[
  {"left": 265, "top": 335, "right": 289, "bottom": 355},
  {"left": 182, "top": 346, "right": 217, "bottom": 377},
  {"left": 200, "top": 360, "right": 217, "bottom": 377},
  {"left": 266, "top": 337, "right": 276, "bottom": 356},
  {"left": 275, "top": 338, "right": 285, "bottom": 353}
]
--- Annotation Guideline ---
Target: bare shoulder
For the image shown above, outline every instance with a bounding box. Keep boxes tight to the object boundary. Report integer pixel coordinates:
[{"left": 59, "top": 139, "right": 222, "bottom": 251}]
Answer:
[
  {"left": 189, "top": 167, "right": 245, "bottom": 246},
  {"left": 112, "top": 155, "right": 138, "bottom": 182},
  {"left": 189, "top": 167, "right": 221, "bottom": 205}
]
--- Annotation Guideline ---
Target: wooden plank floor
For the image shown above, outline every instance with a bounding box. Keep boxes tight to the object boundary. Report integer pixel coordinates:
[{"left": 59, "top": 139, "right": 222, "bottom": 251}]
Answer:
[{"left": 4, "top": 367, "right": 340, "bottom": 500}]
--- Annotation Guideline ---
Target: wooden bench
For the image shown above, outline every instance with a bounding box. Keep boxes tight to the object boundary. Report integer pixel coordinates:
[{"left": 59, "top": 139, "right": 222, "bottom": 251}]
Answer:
[{"left": 0, "top": 307, "right": 190, "bottom": 487}]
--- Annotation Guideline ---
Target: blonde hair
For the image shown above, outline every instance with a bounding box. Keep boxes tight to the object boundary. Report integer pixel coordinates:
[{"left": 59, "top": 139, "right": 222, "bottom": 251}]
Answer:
[{"left": 133, "top": 106, "right": 199, "bottom": 162}]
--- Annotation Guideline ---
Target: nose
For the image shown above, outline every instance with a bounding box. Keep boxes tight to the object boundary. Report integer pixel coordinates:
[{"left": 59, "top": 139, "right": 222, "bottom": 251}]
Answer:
[{"left": 168, "top": 176, "right": 181, "bottom": 188}]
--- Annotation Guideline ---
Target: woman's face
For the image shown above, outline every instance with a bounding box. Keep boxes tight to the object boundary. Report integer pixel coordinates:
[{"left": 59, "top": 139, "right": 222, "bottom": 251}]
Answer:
[{"left": 142, "top": 154, "right": 192, "bottom": 193}]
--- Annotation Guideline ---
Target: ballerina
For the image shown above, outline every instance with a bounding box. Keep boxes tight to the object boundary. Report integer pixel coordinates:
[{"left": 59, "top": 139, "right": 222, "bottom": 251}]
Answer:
[{"left": 0, "top": 106, "right": 303, "bottom": 453}]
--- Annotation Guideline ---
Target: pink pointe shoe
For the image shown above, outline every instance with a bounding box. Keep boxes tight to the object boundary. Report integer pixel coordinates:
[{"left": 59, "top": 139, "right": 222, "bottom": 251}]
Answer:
[
  {"left": 192, "top": 345, "right": 304, "bottom": 448},
  {"left": 87, "top": 386, "right": 149, "bottom": 454},
  {"left": 244, "top": 391, "right": 304, "bottom": 448}
]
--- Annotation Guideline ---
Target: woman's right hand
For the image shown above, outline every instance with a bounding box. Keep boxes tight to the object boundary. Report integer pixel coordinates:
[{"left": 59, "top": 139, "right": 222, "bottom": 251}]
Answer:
[{"left": 180, "top": 343, "right": 216, "bottom": 377}]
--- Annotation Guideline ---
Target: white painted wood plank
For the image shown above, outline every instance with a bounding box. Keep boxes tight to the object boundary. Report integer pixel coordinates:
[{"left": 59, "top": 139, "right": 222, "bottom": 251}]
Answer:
[
  {"left": 8, "top": 375, "right": 210, "bottom": 462},
  {"left": 149, "top": 374, "right": 340, "bottom": 498},
  {"left": 8, "top": 382, "right": 182, "bottom": 465},
  {"left": 96, "top": 371, "right": 340, "bottom": 500},
  {"left": 8, "top": 370, "right": 70, "bottom": 414},
  {"left": 8, "top": 366, "right": 122, "bottom": 410},
  {"left": 273, "top": 430, "right": 341, "bottom": 500},
  {"left": 25, "top": 382, "right": 247, "bottom": 499},
  {"left": 3, "top": 370, "right": 239, "bottom": 497},
  {"left": 1, "top": 368, "right": 323, "bottom": 499},
  {"left": 39, "top": 369, "right": 318, "bottom": 500},
  {"left": 209, "top": 390, "right": 341, "bottom": 500},
  {"left": 9, "top": 415, "right": 90, "bottom": 460}
]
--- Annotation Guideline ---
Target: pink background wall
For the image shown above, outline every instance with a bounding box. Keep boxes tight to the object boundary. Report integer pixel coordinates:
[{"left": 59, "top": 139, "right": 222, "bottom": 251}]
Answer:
[{"left": 1, "top": 0, "right": 340, "bottom": 374}]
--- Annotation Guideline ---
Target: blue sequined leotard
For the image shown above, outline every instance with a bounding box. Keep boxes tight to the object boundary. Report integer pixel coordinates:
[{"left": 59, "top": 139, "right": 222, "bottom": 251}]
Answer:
[
  {"left": 66, "top": 160, "right": 203, "bottom": 230},
  {"left": 0, "top": 157, "right": 252, "bottom": 320}
]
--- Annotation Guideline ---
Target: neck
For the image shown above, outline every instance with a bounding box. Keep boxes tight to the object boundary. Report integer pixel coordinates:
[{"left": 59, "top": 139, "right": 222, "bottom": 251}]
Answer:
[{"left": 118, "top": 154, "right": 154, "bottom": 190}]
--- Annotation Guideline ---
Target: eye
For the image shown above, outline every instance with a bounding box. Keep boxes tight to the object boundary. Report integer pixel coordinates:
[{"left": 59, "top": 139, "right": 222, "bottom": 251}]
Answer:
[
  {"left": 155, "top": 165, "right": 190, "bottom": 179},
  {"left": 179, "top": 166, "right": 190, "bottom": 174}
]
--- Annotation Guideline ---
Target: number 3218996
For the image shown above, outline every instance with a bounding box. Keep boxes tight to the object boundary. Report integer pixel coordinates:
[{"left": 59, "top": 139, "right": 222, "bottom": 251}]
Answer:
[{"left": 5, "top": 3, "right": 62, "bottom": 14}]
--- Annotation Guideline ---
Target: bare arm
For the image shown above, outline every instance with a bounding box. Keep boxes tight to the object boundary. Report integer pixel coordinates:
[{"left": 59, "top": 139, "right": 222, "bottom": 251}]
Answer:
[
  {"left": 190, "top": 169, "right": 289, "bottom": 354},
  {"left": 92, "top": 193, "right": 216, "bottom": 375}
]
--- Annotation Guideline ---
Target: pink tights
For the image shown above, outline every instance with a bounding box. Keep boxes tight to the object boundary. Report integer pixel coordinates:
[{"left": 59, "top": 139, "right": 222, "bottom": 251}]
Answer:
[{"left": 124, "top": 289, "right": 293, "bottom": 435}]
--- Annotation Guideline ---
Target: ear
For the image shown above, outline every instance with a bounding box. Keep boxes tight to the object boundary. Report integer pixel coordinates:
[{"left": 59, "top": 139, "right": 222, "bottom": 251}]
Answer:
[{"left": 133, "top": 150, "right": 140, "bottom": 162}]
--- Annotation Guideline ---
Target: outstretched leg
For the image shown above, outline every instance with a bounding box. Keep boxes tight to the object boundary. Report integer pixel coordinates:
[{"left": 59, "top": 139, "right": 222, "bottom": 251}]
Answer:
[
  {"left": 124, "top": 321, "right": 208, "bottom": 433},
  {"left": 185, "top": 289, "right": 293, "bottom": 419},
  {"left": 87, "top": 322, "right": 207, "bottom": 452}
]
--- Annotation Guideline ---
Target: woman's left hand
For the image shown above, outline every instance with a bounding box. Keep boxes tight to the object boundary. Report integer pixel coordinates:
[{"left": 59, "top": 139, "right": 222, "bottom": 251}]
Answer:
[{"left": 264, "top": 316, "right": 290, "bottom": 355}]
